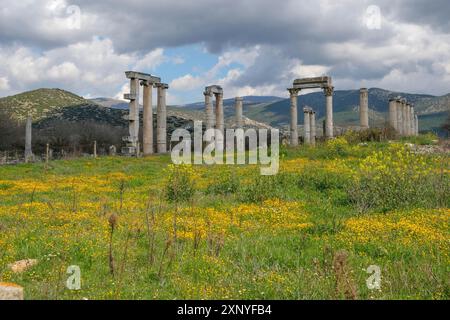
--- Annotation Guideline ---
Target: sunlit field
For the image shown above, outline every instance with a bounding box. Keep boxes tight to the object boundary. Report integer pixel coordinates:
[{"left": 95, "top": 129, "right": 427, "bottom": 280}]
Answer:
[{"left": 0, "top": 137, "right": 448, "bottom": 300}]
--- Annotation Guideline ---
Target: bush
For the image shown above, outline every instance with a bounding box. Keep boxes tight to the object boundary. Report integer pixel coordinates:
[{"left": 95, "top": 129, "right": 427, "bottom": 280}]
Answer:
[
  {"left": 348, "top": 144, "right": 449, "bottom": 213},
  {"left": 205, "top": 171, "right": 240, "bottom": 196},
  {"left": 326, "top": 137, "right": 350, "bottom": 157},
  {"left": 164, "top": 164, "right": 197, "bottom": 203},
  {"left": 298, "top": 166, "right": 350, "bottom": 193},
  {"left": 239, "top": 172, "right": 292, "bottom": 203},
  {"left": 343, "top": 128, "right": 384, "bottom": 144},
  {"left": 401, "top": 133, "right": 439, "bottom": 145}
]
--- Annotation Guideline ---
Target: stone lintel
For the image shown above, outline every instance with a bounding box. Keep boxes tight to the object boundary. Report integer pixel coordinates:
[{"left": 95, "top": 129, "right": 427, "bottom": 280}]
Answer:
[
  {"left": 125, "top": 71, "right": 161, "bottom": 83},
  {"left": 154, "top": 83, "right": 169, "bottom": 89},
  {"left": 205, "top": 85, "right": 223, "bottom": 95},
  {"left": 293, "top": 76, "right": 332, "bottom": 89}
]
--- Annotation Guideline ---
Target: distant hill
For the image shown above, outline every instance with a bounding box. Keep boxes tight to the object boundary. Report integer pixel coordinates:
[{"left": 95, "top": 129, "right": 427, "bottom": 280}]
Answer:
[
  {"left": 1, "top": 88, "right": 448, "bottom": 135},
  {"left": 0, "top": 88, "right": 86, "bottom": 121},
  {"left": 194, "top": 88, "right": 448, "bottom": 134},
  {"left": 0, "top": 89, "right": 194, "bottom": 134}
]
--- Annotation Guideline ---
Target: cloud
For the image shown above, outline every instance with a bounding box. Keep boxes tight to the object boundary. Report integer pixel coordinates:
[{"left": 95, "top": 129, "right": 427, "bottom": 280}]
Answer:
[{"left": 0, "top": 0, "right": 449, "bottom": 100}]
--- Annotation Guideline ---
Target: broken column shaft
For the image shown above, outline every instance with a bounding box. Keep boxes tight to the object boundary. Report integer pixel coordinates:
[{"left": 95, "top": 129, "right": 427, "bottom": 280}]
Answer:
[
  {"left": 360, "top": 88, "right": 369, "bottom": 129},
  {"left": 24, "top": 115, "right": 33, "bottom": 162},
  {"left": 303, "top": 108, "right": 311, "bottom": 145},
  {"left": 235, "top": 97, "right": 244, "bottom": 128},
  {"left": 324, "top": 86, "right": 334, "bottom": 138},
  {"left": 288, "top": 88, "right": 300, "bottom": 146}
]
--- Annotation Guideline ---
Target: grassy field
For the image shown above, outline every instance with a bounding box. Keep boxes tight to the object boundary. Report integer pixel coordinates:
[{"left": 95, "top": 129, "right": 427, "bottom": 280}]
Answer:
[{"left": 0, "top": 138, "right": 448, "bottom": 300}]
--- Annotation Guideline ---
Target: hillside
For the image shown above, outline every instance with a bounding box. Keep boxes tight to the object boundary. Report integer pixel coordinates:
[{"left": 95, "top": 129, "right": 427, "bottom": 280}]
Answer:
[
  {"left": 0, "top": 88, "right": 86, "bottom": 121},
  {"left": 220, "top": 88, "right": 449, "bottom": 134}
]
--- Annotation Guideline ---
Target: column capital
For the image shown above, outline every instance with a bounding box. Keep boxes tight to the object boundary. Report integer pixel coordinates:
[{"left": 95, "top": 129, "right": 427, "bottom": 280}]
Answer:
[
  {"left": 324, "top": 86, "right": 334, "bottom": 96},
  {"left": 203, "top": 91, "right": 212, "bottom": 97},
  {"left": 287, "top": 88, "right": 300, "bottom": 97},
  {"left": 154, "top": 83, "right": 169, "bottom": 89},
  {"left": 235, "top": 97, "right": 244, "bottom": 101}
]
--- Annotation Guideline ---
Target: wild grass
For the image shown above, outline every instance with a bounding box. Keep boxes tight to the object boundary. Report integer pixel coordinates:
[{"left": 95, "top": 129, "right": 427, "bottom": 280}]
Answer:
[{"left": 0, "top": 139, "right": 448, "bottom": 300}]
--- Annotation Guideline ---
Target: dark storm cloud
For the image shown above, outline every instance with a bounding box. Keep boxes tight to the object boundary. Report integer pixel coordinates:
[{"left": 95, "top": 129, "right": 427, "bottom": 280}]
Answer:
[{"left": 0, "top": 0, "right": 449, "bottom": 96}]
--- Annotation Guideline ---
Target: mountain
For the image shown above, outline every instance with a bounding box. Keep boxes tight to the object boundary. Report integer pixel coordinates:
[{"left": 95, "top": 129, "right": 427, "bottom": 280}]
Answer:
[
  {"left": 1, "top": 88, "right": 448, "bottom": 135},
  {"left": 0, "top": 89, "right": 194, "bottom": 135},
  {"left": 89, "top": 97, "right": 129, "bottom": 110},
  {"left": 0, "top": 88, "right": 86, "bottom": 121},
  {"left": 212, "top": 88, "right": 448, "bottom": 134}
]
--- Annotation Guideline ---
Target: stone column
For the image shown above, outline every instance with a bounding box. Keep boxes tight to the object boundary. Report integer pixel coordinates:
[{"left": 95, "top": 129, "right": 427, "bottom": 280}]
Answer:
[
  {"left": 235, "top": 97, "right": 244, "bottom": 128},
  {"left": 24, "top": 115, "right": 33, "bottom": 162},
  {"left": 310, "top": 111, "right": 316, "bottom": 146},
  {"left": 407, "top": 104, "right": 412, "bottom": 136},
  {"left": 324, "top": 86, "right": 334, "bottom": 138},
  {"left": 396, "top": 99, "right": 403, "bottom": 136},
  {"left": 128, "top": 77, "right": 140, "bottom": 146},
  {"left": 288, "top": 88, "right": 300, "bottom": 146},
  {"left": 215, "top": 92, "right": 224, "bottom": 152},
  {"left": 401, "top": 99, "right": 408, "bottom": 136},
  {"left": 204, "top": 91, "right": 214, "bottom": 129},
  {"left": 410, "top": 105, "right": 415, "bottom": 137},
  {"left": 415, "top": 114, "right": 419, "bottom": 136},
  {"left": 142, "top": 81, "right": 154, "bottom": 156},
  {"left": 156, "top": 83, "right": 168, "bottom": 153},
  {"left": 360, "top": 88, "right": 369, "bottom": 129},
  {"left": 389, "top": 98, "right": 397, "bottom": 131},
  {"left": 303, "top": 108, "right": 311, "bottom": 145}
]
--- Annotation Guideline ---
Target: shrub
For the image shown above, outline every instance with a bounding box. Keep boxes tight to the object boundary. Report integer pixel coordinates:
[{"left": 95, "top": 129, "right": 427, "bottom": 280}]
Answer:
[
  {"left": 205, "top": 171, "right": 240, "bottom": 196},
  {"left": 164, "top": 164, "right": 197, "bottom": 203},
  {"left": 239, "top": 172, "right": 291, "bottom": 203},
  {"left": 298, "top": 166, "right": 349, "bottom": 193},
  {"left": 401, "top": 133, "right": 439, "bottom": 146},
  {"left": 326, "top": 137, "right": 350, "bottom": 157},
  {"left": 348, "top": 144, "right": 449, "bottom": 213}
]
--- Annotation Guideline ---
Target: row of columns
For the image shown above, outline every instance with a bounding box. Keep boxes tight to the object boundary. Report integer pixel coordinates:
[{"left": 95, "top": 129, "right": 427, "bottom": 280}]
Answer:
[
  {"left": 303, "top": 107, "right": 316, "bottom": 146},
  {"left": 288, "top": 86, "right": 334, "bottom": 146},
  {"left": 389, "top": 97, "right": 419, "bottom": 136},
  {"left": 123, "top": 71, "right": 168, "bottom": 155}
]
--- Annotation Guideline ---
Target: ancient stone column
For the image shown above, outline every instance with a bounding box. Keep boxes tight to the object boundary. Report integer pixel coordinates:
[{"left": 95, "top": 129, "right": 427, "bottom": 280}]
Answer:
[
  {"left": 415, "top": 114, "right": 419, "bottom": 136},
  {"left": 235, "top": 97, "right": 244, "bottom": 128},
  {"left": 288, "top": 88, "right": 300, "bottom": 146},
  {"left": 156, "top": 83, "right": 168, "bottom": 153},
  {"left": 396, "top": 99, "right": 403, "bottom": 136},
  {"left": 128, "top": 77, "right": 140, "bottom": 146},
  {"left": 410, "top": 105, "right": 415, "bottom": 137},
  {"left": 142, "top": 81, "right": 154, "bottom": 156},
  {"left": 360, "top": 88, "right": 369, "bottom": 129},
  {"left": 310, "top": 111, "right": 316, "bottom": 146},
  {"left": 401, "top": 99, "right": 408, "bottom": 136},
  {"left": 204, "top": 91, "right": 214, "bottom": 129},
  {"left": 303, "top": 108, "right": 311, "bottom": 145},
  {"left": 324, "top": 86, "right": 334, "bottom": 138},
  {"left": 389, "top": 98, "right": 397, "bottom": 131},
  {"left": 215, "top": 93, "right": 225, "bottom": 152},
  {"left": 24, "top": 115, "right": 33, "bottom": 162},
  {"left": 406, "top": 103, "right": 413, "bottom": 136}
]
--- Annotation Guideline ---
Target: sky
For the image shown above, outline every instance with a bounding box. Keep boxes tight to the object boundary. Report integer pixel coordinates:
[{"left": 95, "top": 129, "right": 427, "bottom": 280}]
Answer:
[{"left": 0, "top": 0, "right": 449, "bottom": 104}]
